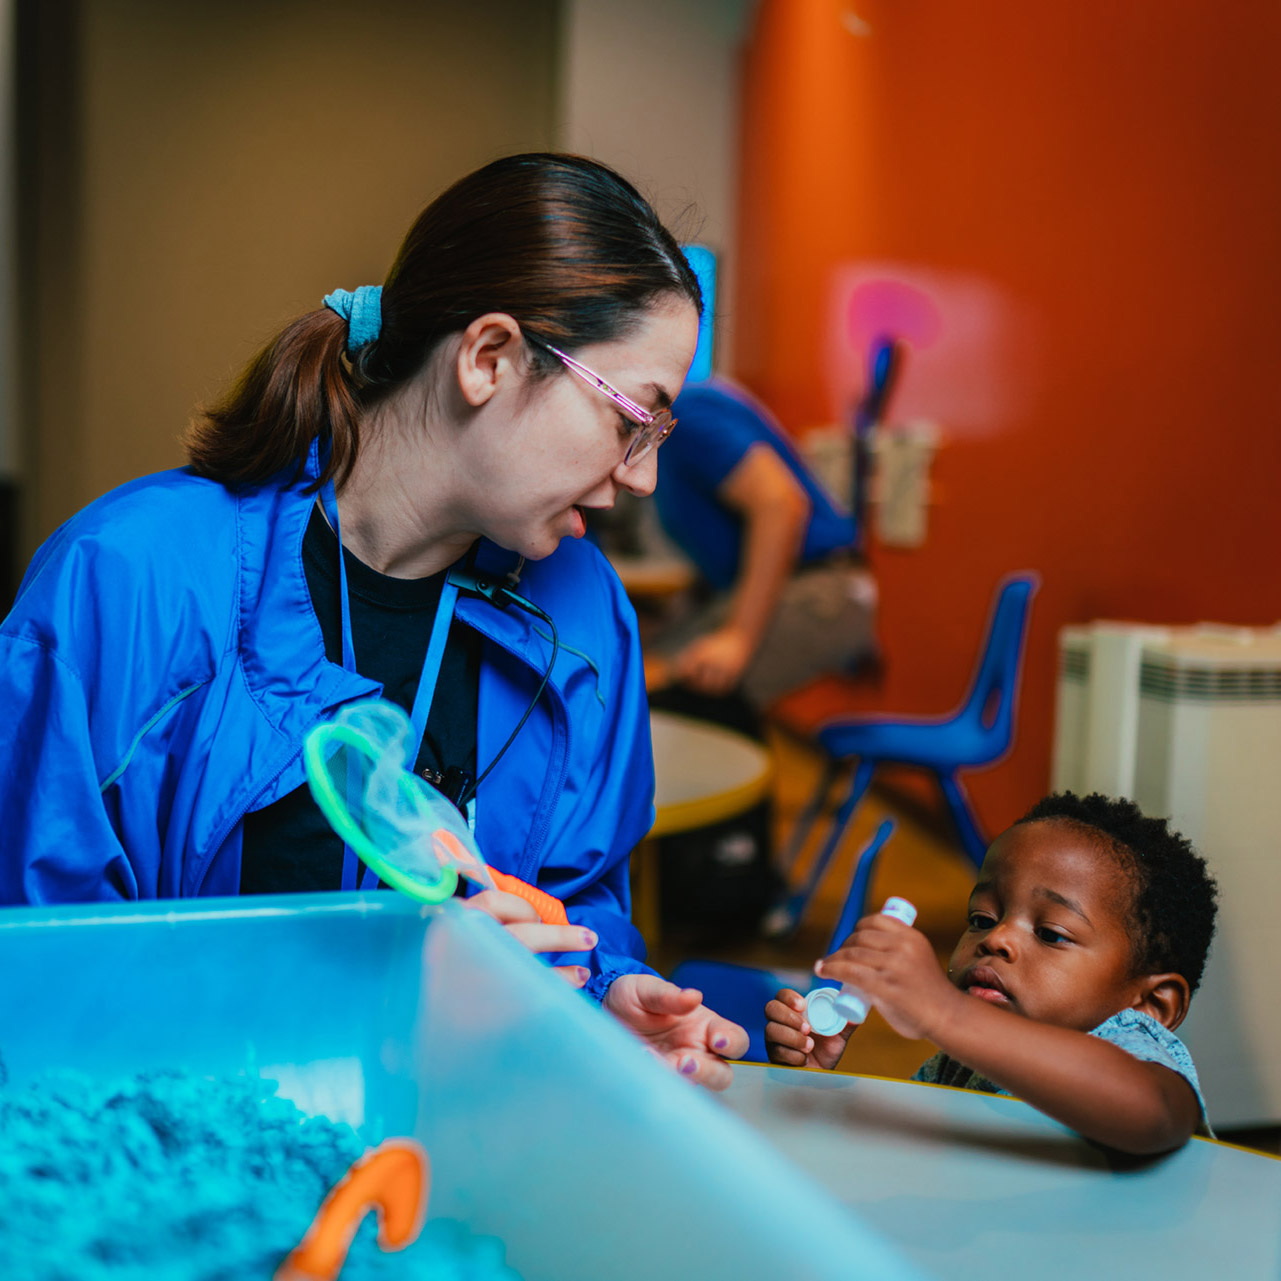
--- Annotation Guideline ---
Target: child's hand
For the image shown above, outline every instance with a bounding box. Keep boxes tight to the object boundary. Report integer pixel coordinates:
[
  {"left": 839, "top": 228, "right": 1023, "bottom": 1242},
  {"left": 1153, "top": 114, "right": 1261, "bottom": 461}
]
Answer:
[
  {"left": 816, "top": 913, "right": 961, "bottom": 1042},
  {"left": 764, "top": 988, "right": 853, "bottom": 1070}
]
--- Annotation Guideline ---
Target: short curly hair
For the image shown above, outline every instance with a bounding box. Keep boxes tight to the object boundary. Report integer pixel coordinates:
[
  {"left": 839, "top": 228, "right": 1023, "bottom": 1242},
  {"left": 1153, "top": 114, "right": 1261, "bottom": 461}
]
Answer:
[{"left": 1014, "top": 792, "right": 1218, "bottom": 994}]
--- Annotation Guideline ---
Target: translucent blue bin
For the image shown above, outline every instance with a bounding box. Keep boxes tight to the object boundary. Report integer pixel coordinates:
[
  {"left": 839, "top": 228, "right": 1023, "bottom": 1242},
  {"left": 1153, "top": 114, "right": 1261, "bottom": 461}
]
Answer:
[{"left": 0, "top": 894, "right": 928, "bottom": 1280}]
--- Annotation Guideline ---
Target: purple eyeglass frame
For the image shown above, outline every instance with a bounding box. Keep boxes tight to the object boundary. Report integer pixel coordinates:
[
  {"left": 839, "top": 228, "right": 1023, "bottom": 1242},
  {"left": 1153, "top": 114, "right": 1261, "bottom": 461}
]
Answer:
[{"left": 532, "top": 338, "right": 677, "bottom": 466}]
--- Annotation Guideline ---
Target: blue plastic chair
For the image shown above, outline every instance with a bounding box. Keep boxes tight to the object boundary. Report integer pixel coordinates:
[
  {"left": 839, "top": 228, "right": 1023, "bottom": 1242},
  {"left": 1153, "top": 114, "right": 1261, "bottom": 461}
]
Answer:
[
  {"left": 669, "top": 819, "right": 895, "bottom": 1063},
  {"left": 769, "top": 573, "right": 1038, "bottom": 937}
]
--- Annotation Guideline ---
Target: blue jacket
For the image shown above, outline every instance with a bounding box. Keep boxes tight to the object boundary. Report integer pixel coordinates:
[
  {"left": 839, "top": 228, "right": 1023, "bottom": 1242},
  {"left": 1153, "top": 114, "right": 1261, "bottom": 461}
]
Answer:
[{"left": 0, "top": 451, "right": 656, "bottom": 999}]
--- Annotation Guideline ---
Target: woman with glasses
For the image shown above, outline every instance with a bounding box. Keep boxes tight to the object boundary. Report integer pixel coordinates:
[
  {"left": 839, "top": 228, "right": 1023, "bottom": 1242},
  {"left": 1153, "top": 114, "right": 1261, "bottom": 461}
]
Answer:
[{"left": 0, "top": 153, "right": 749, "bottom": 1087}]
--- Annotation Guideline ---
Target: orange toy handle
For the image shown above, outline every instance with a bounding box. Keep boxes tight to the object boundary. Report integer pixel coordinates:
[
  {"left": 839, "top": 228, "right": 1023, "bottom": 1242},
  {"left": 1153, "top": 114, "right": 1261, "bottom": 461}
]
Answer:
[
  {"left": 489, "top": 868, "right": 570, "bottom": 926},
  {"left": 276, "top": 1139, "right": 430, "bottom": 1281},
  {"left": 431, "top": 829, "right": 569, "bottom": 925}
]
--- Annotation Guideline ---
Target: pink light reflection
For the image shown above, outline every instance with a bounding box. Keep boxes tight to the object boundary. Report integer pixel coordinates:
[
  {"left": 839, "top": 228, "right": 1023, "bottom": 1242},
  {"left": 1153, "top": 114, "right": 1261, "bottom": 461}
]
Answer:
[{"left": 824, "top": 262, "right": 1039, "bottom": 438}]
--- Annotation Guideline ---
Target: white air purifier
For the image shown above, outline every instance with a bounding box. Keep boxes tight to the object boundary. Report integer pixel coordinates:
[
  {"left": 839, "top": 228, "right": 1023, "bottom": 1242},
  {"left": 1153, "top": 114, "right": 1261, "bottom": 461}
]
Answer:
[
  {"left": 1051, "top": 623, "right": 1172, "bottom": 797},
  {"left": 1132, "top": 631, "right": 1281, "bottom": 1128}
]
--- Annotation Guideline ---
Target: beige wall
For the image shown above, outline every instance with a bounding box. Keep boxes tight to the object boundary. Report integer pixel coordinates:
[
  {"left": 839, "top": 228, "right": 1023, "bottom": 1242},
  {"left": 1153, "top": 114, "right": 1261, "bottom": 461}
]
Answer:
[
  {"left": 0, "top": 0, "right": 15, "bottom": 481},
  {"left": 21, "top": 0, "right": 558, "bottom": 554},
  {"left": 556, "top": 0, "right": 753, "bottom": 370}
]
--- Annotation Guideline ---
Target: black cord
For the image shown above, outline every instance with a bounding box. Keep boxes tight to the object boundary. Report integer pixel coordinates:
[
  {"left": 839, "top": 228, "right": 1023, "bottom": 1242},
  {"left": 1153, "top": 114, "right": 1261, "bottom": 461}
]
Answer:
[{"left": 459, "top": 592, "right": 559, "bottom": 807}]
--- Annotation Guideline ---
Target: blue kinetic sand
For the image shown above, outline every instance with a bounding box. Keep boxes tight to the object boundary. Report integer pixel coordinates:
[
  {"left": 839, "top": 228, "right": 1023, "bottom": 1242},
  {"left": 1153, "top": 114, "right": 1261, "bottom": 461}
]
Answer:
[
  {"left": 0, "top": 1069, "right": 516, "bottom": 1279},
  {"left": 0, "top": 894, "right": 928, "bottom": 1281}
]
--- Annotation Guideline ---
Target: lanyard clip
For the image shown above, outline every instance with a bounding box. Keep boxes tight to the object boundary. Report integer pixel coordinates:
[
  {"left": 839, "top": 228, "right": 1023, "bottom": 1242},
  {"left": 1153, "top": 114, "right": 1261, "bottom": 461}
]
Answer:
[{"left": 447, "top": 567, "right": 513, "bottom": 609}]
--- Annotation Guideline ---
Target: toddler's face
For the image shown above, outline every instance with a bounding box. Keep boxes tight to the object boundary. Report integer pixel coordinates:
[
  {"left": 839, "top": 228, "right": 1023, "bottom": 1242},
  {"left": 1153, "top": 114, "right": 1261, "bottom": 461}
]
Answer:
[{"left": 947, "top": 820, "right": 1146, "bottom": 1032}]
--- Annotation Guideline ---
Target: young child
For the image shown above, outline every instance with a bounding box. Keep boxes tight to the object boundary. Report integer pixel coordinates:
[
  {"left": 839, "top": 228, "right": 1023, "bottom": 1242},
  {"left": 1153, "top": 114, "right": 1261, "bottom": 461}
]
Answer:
[{"left": 764, "top": 792, "right": 1218, "bottom": 1154}]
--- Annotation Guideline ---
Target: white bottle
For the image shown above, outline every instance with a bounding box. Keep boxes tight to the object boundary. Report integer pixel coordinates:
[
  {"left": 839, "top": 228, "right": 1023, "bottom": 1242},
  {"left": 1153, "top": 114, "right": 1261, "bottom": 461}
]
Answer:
[{"left": 805, "top": 896, "right": 918, "bottom": 1036}]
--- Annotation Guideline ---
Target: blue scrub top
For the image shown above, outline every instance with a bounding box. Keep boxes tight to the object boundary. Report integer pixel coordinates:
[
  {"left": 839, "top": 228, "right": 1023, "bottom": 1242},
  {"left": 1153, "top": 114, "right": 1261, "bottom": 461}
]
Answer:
[{"left": 655, "top": 377, "right": 856, "bottom": 591}]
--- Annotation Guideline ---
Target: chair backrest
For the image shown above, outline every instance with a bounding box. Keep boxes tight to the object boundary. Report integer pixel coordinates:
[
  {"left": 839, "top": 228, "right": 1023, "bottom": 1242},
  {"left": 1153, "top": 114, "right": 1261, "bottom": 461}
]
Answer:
[{"left": 955, "top": 573, "right": 1039, "bottom": 748}]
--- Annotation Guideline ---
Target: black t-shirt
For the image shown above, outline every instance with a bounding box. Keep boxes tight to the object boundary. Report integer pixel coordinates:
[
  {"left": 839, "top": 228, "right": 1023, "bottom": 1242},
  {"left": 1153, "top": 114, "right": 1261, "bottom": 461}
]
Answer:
[{"left": 239, "top": 505, "right": 481, "bottom": 893}]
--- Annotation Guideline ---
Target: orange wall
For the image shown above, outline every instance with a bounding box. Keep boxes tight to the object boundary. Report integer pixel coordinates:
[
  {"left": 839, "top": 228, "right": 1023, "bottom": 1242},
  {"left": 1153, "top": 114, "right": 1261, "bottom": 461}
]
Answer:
[{"left": 735, "top": 0, "right": 1281, "bottom": 833}]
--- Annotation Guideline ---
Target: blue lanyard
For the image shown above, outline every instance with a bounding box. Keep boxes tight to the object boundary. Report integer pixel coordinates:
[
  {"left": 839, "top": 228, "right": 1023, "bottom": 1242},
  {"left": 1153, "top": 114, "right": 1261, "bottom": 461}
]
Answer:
[{"left": 319, "top": 481, "right": 460, "bottom": 891}]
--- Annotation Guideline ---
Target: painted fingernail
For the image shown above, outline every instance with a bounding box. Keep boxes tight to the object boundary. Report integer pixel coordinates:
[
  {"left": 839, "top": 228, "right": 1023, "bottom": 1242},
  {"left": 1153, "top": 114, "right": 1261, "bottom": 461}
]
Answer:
[
  {"left": 713, "top": 1035, "right": 729, "bottom": 1051},
  {"left": 580, "top": 930, "right": 597, "bottom": 947},
  {"left": 574, "top": 967, "right": 591, "bottom": 984},
  {"left": 679, "top": 1056, "right": 698, "bottom": 1076}
]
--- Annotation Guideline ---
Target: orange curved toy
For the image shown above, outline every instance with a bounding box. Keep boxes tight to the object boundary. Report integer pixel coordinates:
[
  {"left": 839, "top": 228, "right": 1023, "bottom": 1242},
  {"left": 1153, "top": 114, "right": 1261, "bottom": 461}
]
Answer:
[
  {"left": 489, "top": 868, "right": 570, "bottom": 926},
  {"left": 432, "top": 830, "right": 569, "bottom": 926},
  {"left": 275, "top": 1139, "right": 429, "bottom": 1281}
]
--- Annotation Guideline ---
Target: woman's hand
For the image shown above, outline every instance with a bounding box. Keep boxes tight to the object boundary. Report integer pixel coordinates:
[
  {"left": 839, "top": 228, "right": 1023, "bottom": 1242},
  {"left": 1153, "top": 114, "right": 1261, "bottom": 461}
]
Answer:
[
  {"left": 764, "top": 987, "right": 852, "bottom": 1070},
  {"left": 604, "top": 974, "right": 749, "bottom": 1091},
  {"left": 815, "top": 913, "right": 960, "bottom": 1041},
  {"left": 465, "top": 889, "right": 596, "bottom": 988}
]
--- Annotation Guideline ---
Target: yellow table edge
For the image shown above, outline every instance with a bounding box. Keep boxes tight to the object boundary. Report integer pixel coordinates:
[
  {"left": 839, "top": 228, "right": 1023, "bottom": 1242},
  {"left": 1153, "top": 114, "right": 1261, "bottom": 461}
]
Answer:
[{"left": 647, "top": 760, "right": 775, "bottom": 839}]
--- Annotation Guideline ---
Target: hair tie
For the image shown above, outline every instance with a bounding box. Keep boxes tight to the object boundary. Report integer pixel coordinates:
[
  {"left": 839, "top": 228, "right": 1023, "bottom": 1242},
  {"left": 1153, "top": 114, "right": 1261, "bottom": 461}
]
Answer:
[{"left": 323, "top": 285, "right": 382, "bottom": 351}]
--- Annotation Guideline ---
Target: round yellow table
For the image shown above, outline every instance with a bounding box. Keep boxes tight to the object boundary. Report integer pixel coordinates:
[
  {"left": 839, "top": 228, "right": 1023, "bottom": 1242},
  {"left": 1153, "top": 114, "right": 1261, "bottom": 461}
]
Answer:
[{"left": 634, "top": 710, "right": 774, "bottom": 946}]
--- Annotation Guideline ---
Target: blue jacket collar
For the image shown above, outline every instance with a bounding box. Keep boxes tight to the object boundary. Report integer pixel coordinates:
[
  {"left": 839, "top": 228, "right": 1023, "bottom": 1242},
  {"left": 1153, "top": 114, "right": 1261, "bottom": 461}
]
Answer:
[{"left": 234, "top": 440, "right": 559, "bottom": 735}]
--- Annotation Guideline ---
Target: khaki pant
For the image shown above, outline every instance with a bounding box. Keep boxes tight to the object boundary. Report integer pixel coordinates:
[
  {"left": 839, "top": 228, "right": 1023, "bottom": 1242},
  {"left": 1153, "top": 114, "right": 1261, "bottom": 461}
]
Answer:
[{"left": 654, "top": 563, "right": 879, "bottom": 710}]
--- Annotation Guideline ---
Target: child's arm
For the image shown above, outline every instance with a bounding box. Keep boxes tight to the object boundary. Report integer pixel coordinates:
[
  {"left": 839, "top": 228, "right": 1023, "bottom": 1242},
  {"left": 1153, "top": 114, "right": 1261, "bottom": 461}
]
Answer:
[
  {"left": 764, "top": 988, "right": 853, "bottom": 1070},
  {"left": 820, "top": 915, "right": 1202, "bottom": 1154}
]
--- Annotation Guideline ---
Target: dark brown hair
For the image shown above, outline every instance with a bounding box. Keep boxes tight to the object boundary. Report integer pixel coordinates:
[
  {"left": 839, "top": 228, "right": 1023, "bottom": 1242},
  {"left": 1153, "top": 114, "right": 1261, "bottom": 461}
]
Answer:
[{"left": 186, "top": 153, "right": 702, "bottom": 490}]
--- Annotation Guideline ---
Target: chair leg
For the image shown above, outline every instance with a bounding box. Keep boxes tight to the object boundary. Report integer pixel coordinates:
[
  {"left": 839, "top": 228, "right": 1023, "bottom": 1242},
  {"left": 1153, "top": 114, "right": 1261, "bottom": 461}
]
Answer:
[
  {"left": 825, "top": 817, "right": 896, "bottom": 954},
  {"left": 938, "top": 772, "right": 988, "bottom": 867},
  {"left": 764, "top": 758, "right": 876, "bottom": 936},
  {"left": 776, "top": 756, "right": 842, "bottom": 880}
]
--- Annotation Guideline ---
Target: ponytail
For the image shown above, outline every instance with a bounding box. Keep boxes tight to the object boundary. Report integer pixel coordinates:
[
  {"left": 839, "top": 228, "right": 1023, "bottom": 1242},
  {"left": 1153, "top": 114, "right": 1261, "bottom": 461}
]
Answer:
[{"left": 186, "top": 307, "right": 366, "bottom": 491}]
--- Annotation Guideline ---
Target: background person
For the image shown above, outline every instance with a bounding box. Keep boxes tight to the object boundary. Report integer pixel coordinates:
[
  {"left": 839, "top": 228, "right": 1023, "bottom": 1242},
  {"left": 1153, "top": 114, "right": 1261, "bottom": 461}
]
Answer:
[
  {"left": 639, "top": 374, "right": 879, "bottom": 940},
  {"left": 646, "top": 375, "right": 877, "bottom": 711}
]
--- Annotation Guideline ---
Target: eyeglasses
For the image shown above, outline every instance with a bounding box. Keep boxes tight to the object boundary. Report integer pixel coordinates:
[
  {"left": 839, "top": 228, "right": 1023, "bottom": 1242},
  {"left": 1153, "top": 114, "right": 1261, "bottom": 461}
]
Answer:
[{"left": 529, "top": 338, "right": 676, "bottom": 467}]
